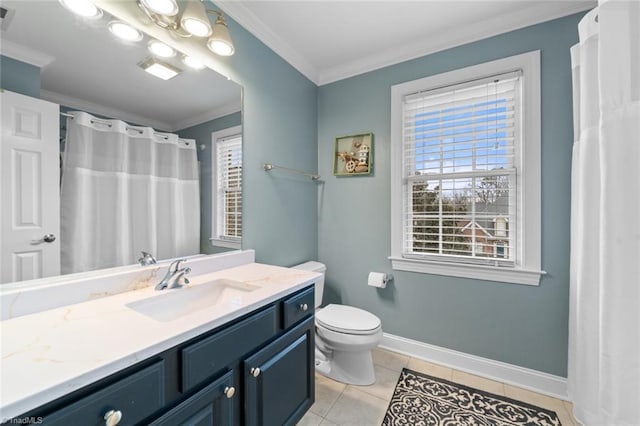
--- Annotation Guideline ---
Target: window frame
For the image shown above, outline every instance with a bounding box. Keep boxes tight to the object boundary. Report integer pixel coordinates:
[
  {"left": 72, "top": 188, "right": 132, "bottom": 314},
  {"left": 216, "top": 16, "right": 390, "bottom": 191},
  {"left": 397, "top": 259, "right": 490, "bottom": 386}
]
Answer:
[
  {"left": 210, "top": 125, "right": 242, "bottom": 250},
  {"left": 390, "top": 51, "right": 544, "bottom": 286}
]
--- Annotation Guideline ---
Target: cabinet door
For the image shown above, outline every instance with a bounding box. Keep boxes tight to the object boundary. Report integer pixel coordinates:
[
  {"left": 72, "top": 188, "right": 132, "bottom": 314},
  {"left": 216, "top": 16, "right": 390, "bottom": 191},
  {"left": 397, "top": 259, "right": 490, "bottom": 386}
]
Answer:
[
  {"left": 149, "top": 371, "right": 235, "bottom": 426},
  {"left": 243, "top": 318, "right": 314, "bottom": 426}
]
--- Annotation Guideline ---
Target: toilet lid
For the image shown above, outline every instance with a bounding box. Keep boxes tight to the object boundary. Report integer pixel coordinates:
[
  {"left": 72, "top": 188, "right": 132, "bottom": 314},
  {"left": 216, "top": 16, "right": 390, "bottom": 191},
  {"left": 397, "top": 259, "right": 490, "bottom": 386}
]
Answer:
[{"left": 316, "top": 304, "right": 381, "bottom": 335}]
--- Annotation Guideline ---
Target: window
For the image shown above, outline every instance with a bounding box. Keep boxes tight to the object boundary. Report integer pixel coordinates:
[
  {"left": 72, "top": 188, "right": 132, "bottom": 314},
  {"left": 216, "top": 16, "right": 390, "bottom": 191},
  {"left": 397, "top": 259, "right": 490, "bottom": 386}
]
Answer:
[
  {"left": 390, "top": 52, "right": 543, "bottom": 285},
  {"left": 211, "top": 126, "right": 242, "bottom": 249}
]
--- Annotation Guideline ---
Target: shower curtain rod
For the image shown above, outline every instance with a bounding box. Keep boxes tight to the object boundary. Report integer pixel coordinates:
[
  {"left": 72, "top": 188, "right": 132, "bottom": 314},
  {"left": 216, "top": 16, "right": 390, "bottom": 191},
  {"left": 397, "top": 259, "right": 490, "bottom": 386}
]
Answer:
[
  {"left": 61, "top": 111, "right": 173, "bottom": 141},
  {"left": 61, "top": 111, "right": 205, "bottom": 150}
]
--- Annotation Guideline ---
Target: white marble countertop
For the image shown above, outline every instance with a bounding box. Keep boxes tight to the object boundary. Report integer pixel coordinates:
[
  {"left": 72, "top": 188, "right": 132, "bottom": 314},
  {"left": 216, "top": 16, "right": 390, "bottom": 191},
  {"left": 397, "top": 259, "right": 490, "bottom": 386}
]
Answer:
[{"left": 0, "top": 262, "right": 319, "bottom": 421}]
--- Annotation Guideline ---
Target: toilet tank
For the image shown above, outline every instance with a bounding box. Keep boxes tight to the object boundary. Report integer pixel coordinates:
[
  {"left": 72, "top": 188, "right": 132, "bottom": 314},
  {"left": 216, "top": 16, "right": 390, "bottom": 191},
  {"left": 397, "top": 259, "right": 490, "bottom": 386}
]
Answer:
[{"left": 291, "top": 261, "right": 325, "bottom": 309}]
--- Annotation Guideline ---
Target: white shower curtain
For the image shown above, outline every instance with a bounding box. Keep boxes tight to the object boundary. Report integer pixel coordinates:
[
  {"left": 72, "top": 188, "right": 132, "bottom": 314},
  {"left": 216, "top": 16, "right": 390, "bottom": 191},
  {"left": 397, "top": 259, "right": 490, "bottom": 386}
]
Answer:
[
  {"left": 568, "top": 1, "right": 640, "bottom": 424},
  {"left": 61, "top": 111, "right": 200, "bottom": 274}
]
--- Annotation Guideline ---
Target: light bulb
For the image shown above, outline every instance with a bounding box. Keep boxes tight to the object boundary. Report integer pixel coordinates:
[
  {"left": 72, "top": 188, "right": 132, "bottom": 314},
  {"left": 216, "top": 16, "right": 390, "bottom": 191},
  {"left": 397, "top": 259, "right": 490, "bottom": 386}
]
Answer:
[
  {"left": 180, "top": 0, "right": 212, "bottom": 37},
  {"left": 59, "top": 0, "right": 102, "bottom": 19},
  {"left": 139, "top": 0, "right": 178, "bottom": 16},
  {"left": 148, "top": 40, "right": 176, "bottom": 58},
  {"left": 109, "top": 21, "right": 143, "bottom": 42},
  {"left": 207, "top": 40, "right": 234, "bottom": 56},
  {"left": 181, "top": 18, "right": 211, "bottom": 37},
  {"left": 182, "top": 56, "right": 206, "bottom": 70},
  {"left": 207, "top": 16, "right": 235, "bottom": 56}
]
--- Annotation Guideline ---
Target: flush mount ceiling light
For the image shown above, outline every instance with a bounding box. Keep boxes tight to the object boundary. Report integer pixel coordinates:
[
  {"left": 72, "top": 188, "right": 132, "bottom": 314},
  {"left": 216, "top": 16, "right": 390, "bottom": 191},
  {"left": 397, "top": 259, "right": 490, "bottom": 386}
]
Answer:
[
  {"left": 182, "top": 55, "right": 206, "bottom": 70},
  {"left": 139, "top": 57, "right": 182, "bottom": 80},
  {"left": 137, "top": 0, "right": 235, "bottom": 56},
  {"left": 109, "top": 21, "right": 143, "bottom": 42},
  {"left": 148, "top": 40, "right": 176, "bottom": 58},
  {"left": 58, "top": 0, "right": 102, "bottom": 19}
]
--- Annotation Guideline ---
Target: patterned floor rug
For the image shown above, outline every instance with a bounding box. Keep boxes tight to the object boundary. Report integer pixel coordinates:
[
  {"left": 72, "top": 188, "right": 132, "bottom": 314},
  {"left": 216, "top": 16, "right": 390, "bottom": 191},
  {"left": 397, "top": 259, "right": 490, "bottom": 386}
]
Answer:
[{"left": 382, "top": 369, "right": 561, "bottom": 426}]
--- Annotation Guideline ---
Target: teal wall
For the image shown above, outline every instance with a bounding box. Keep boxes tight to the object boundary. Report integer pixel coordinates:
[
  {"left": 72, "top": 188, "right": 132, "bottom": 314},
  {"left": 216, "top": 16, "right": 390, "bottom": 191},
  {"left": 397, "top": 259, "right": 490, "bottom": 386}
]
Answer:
[
  {"left": 178, "top": 111, "right": 242, "bottom": 254},
  {"left": 207, "top": 2, "right": 319, "bottom": 266},
  {"left": 317, "top": 12, "right": 584, "bottom": 376},
  {"left": 0, "top": 55, "right": 40, "bottom": 97}
]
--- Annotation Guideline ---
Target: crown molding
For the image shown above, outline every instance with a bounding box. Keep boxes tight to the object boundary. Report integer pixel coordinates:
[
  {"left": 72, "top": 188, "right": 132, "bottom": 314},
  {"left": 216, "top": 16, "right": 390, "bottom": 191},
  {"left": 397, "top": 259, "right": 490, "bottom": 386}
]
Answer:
[
  {"left": 41, "top": 90, "right": 173, "bottom": 131},
  {"left": 215, "top": 1, "right": 320, "bottom": 84},
  {"left": 217, "top": 1, "right": 593, "bottom": 86},
  {"left": 318, "top": 1, "right": 594, "bottom": 85},
  {"left": 0, "top": 39, "right": 54, "bottom": 68}
]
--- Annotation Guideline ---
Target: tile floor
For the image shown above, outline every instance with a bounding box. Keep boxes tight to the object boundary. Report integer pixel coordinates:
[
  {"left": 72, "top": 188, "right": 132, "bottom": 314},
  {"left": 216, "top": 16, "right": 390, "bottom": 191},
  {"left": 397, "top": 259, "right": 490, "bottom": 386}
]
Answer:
[{"left": 297, "top": 347, "right": 580, "bottom": 426}]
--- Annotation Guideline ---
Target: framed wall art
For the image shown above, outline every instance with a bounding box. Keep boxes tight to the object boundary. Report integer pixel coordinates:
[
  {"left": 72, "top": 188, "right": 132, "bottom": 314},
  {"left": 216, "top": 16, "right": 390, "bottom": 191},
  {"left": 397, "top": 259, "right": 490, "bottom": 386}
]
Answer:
[{"left": 333, "top": 132, "right": 373, "bottom": 176}]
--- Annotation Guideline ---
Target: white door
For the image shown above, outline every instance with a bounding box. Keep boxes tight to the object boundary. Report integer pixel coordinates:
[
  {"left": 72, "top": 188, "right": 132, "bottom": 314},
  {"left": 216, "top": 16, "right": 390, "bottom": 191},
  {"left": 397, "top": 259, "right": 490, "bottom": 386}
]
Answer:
[{"left": 0, "top": 90, "right": 60, "bottom": 284}]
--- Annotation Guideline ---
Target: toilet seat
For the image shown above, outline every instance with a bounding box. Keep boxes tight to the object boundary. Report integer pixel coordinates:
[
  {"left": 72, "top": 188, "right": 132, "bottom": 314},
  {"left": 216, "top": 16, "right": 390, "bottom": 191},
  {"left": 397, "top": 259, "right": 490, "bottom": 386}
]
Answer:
[{"left": 316, "top": 304, "right": 381, "bottom": 335}]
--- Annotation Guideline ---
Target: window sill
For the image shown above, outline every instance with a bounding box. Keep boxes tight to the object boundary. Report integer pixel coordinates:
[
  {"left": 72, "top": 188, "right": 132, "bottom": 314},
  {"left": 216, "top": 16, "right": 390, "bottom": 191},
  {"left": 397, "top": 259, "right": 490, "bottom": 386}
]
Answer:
[
  {"left": 389, "top": 256, "right": 545, "bottom": 286},
  {"left": 209, "top": 238, "right": 241, "bottom": 250}
]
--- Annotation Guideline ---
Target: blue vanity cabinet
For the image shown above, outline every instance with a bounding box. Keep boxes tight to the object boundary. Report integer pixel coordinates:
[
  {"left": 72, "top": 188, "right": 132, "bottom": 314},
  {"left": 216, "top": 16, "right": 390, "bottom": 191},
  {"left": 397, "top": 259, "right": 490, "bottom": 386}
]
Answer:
[
  {"left": 243, "top": 317, "right": 315, "bottom": 426},
  {"left": 8, "top": 285, "right": 315, "bottom": 426}
]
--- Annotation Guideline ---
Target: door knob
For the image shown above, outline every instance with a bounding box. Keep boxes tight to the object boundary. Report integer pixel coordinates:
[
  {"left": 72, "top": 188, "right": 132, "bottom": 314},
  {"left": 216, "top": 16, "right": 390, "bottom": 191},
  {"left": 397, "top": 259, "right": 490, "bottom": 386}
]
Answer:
[
  {"left": 250, "top": 367, "right": 261, "bottom": 377},
  {"left": 31, "top": 233, "right": 56, "bottom": 244}
]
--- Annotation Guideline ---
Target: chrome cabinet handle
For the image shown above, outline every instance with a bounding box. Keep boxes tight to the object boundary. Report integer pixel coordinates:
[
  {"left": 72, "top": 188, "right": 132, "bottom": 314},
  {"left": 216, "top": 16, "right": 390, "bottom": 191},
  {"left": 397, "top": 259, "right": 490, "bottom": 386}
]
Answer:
[
  {"left": 224, "top": 386, "right": 235, "bottom": 398},
  {"left": 31, "top": 233, "right": 56, "bottom": 244},
  {"left": 250, "top": 367, "right": 261, "bottom": 377},
  {"left": 104, "top": 409, "right": 122, "bottom": 426},
  {"left": 299, "top": 303, "right": 308, "bottom": 311}
]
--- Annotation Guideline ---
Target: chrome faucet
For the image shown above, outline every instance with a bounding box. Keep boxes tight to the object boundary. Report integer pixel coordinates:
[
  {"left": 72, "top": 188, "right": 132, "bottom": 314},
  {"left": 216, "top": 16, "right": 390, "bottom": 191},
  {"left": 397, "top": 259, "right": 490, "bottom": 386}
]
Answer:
[
  {"left": 155, "top": 259, "right": 191, "bottom": 290},
  {"left": 138, "top": 251, "right": 157, "bottom": 266}
]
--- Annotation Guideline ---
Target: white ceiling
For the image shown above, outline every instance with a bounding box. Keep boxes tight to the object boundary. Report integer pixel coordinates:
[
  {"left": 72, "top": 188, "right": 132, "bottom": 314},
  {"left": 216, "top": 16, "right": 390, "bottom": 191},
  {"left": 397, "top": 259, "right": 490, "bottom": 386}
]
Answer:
[
  {"left": 0, "top": 1, "right": 241, "bottom": 131},
  {"left": 218, "top": 0, "right": 595, "bottom": 85}
]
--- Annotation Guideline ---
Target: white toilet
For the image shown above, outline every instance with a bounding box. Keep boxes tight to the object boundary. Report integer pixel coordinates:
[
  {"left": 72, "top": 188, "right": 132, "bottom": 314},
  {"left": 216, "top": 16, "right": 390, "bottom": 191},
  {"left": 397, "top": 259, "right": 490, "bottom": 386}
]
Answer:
[{"left": 292, "top": 261, "right": 382, "bottom": 385}]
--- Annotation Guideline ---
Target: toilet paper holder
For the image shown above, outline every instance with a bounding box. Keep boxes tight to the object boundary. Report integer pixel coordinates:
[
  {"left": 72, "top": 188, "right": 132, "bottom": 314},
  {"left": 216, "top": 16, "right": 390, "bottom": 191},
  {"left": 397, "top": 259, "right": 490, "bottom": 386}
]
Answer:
[{"left": 368, "top": 272, "right": 393, "bottom": 288}]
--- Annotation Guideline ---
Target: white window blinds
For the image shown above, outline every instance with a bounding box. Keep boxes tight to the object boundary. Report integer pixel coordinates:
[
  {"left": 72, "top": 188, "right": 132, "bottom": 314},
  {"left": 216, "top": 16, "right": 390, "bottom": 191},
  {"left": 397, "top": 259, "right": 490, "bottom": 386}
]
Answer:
[
  {"left": 215, "top": 134, "right": 242, "bottom": 241},
  {"left": 401, "top": 71, "right": 521, "bottom": 265}
]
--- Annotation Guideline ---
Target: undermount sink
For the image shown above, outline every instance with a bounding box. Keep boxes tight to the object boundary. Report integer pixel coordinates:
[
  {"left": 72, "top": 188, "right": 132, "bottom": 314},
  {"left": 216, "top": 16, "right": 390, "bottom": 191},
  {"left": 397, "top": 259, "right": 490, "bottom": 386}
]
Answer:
[{"left": 127, "top": 279, "right": 260, "bottom": 322}]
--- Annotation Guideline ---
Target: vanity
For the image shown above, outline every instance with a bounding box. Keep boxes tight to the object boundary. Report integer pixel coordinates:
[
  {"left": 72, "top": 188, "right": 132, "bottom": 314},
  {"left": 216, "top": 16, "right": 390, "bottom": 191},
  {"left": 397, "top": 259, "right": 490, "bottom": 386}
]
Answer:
[{"left": 0, "top": 252, "right": 319, "bottom": 425}]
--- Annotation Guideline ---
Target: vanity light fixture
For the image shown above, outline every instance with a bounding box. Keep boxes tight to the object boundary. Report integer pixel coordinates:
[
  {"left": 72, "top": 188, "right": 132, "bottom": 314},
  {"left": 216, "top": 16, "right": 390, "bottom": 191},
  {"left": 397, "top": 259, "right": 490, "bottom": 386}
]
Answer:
[
  {"left": 180, "top": 0, "right": 211, "bottom": 37},
  {"left": 207, "top": 13, "right": 234, "bottom": 56},
  {"left": 109, "top": 21, "right": 143, "bottom": 42},
  {"left": 58, "top": 0, "right": 102, "bottom": 19},
  {"left": 182, "top": 55, "right": 206, "bottom": 70},
  {"left": 148, "top": 40, "right": 176, "bottom": 58},
  {"left": 137, "top": 0, "right": 235, "bottom": 56},
  {"left": 139, "top": 0, "right": 179, "bottom": 17},
  {"left": 139, "top": 57, "right": 182, "bottom": 80}
]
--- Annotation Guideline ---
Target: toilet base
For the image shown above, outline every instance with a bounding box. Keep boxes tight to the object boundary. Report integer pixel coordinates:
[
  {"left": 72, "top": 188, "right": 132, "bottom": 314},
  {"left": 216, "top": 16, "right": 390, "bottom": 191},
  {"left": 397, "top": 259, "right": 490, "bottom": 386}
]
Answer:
[{"left": 315, "top": 349, "right": 376, "bottom": 385}]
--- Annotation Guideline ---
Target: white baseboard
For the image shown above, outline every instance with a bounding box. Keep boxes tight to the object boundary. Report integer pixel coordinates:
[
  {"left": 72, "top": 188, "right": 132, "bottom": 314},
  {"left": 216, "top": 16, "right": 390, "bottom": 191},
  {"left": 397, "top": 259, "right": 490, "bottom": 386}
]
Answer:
[{"left": 379, "top": 332, "right": 568, "bottom": 401}]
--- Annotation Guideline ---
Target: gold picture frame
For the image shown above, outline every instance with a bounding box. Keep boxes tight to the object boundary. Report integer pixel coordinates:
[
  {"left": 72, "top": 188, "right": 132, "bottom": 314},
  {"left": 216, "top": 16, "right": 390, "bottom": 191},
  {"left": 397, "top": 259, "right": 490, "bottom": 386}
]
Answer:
[{"left": 333, "top": 132, "right": 373, "bottom": 176}]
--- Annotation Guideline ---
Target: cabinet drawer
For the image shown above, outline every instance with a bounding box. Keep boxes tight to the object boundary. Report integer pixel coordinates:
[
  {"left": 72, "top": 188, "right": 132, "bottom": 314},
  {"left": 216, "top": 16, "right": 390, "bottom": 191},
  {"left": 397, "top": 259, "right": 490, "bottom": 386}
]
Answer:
[
  {"left": 282, "top": 287, "right": 314, "bottom": 329},
  {"left": 149, "top": 371, "right": 234, "bottom": 425},
  {"left": 43, "top": 361, "right": 165, "bottom": 426},
  {"left": 181, "top": 306, "right": 277, "bottom": 392}
]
